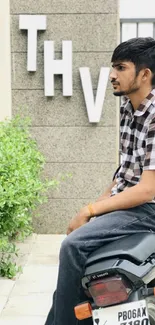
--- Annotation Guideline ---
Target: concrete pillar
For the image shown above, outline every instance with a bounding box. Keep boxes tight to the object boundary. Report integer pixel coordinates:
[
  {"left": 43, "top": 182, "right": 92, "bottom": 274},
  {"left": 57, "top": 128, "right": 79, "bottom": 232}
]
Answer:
[
  {"left": 0, "top": 0, "right": 12, "bottom": 121},
  {"left": 11, "top": 0, "right": 119, "bottom": 233}
]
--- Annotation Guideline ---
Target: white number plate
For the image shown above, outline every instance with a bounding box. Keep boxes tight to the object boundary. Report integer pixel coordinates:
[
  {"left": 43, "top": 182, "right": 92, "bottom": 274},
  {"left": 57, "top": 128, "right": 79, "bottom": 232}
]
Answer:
[{"left": 92, "top": 300, "right": 150, "bottom": 325}]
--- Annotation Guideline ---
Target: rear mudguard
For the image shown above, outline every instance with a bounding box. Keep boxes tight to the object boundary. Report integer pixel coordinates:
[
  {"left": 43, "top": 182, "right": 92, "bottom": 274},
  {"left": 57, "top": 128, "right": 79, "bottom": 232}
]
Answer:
[{"left": 82, "top": 257, "right": 155, "bottom": 290}]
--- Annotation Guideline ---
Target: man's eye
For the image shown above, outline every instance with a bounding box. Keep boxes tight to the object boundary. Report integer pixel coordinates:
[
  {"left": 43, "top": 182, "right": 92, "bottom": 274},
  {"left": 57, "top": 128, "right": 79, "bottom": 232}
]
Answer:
[{"left": 117, "top": 66, "right": 125, "bottom": 71}]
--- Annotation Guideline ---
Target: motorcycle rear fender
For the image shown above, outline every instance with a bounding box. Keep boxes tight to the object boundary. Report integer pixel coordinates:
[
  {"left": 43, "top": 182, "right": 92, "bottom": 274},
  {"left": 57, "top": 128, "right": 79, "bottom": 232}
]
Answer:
[{"left": 82, "top": 257, "right": 155, "bottom": 290}]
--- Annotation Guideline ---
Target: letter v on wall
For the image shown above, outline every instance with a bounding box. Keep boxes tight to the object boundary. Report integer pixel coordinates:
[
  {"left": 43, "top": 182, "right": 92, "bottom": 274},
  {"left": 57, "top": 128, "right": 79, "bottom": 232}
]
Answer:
[{"left": 80, "top": 67, "right": 110, "bottom": 123}]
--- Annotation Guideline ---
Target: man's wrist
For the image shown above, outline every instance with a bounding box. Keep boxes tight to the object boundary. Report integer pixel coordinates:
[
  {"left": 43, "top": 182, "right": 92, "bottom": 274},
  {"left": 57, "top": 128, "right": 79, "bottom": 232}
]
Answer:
[
  {"left": 81, "top": 204, "right": 96, "bottom": 219},
  {"left": 87, "top": 203, "right": 95, "bottom": 217},
  {"left": 80, "top": 206, "right": 92, "bottom": 220}
]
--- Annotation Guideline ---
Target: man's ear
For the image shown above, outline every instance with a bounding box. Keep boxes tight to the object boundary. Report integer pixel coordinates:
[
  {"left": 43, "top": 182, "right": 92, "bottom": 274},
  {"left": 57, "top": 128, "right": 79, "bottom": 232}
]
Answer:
[{"left": 142, "top": 68, "right": 152, "bottom": 81}]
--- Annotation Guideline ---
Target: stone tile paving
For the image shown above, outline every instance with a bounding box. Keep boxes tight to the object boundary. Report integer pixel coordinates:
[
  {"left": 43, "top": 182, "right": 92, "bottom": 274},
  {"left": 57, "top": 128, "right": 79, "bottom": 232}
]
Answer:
[{"left": 0, "top": 234, "right": 66, "bottom": 325}]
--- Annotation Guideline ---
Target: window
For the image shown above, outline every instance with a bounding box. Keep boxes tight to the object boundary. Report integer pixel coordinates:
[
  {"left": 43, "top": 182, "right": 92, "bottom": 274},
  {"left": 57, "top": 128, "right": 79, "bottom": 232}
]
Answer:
[
  {"left": 121, "top": 20, "right": 155, "bottom": 42},
  {"left": 120, "top": 0, "right": 155, "bottom": 40}
]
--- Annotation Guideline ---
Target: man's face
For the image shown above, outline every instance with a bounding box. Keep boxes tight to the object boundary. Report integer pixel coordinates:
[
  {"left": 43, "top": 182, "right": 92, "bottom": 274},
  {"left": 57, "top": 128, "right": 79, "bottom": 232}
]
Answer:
[{"left": 110, "top": 61, "right": 141, "bottom": 96}]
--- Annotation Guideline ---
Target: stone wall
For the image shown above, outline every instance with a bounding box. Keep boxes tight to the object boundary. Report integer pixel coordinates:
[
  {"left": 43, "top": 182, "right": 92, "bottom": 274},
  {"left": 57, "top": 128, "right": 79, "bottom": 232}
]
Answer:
[{"left": 10, "top": 0, "right": 119, "bottom": 233}]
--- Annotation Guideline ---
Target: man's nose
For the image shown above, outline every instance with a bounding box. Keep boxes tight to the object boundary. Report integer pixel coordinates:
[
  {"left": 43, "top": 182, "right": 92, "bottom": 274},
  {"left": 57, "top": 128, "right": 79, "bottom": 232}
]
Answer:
[{"left": 109, "top": 68, "right": 117, "bottom": 81}]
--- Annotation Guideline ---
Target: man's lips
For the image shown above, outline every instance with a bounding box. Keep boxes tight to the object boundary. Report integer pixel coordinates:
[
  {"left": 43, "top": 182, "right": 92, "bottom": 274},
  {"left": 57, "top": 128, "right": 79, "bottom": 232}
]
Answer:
[{"left": 111, "top": 82, "right": 120, "bottom": 86}]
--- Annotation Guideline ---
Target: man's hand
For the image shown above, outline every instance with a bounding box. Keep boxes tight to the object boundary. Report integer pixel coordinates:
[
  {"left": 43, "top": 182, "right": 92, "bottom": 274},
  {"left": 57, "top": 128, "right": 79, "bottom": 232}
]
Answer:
[{"left": 67, "top": 206, "right": 91, "bottom": 235}]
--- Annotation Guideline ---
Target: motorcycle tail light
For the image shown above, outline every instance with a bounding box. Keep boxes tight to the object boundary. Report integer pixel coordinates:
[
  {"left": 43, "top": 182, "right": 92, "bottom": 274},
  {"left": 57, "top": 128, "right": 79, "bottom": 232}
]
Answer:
[{"left": 88, "top": 276, "right": 130, "bottom": 307}]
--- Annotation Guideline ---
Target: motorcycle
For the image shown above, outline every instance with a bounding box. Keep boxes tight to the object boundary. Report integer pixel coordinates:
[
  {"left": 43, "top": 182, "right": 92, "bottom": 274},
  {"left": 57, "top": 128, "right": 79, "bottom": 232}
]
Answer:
[{"left": 74, "top": 232, "right": 155, "bottom": 325}]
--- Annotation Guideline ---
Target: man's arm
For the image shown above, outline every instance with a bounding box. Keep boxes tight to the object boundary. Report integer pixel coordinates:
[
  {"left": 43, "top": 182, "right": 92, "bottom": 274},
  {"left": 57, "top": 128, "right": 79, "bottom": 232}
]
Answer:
[
  {"left": 67, "top": 117, "right": 155, "bottom": 234},
  {"left": 90, "top": 170, "right": 155, "bottom": 216},
  {"left": 91, "top": 117, "right": 155, "bottom": 216},
  {"left": 67, "top": 170, "right": 155, "bottom": 235}
]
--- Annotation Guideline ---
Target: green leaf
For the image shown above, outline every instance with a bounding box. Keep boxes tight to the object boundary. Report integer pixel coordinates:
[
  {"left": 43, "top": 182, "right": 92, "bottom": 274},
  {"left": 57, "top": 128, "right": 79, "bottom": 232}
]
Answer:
[{"left": 0, "top": 114, "right": 70, "bottom": 278}]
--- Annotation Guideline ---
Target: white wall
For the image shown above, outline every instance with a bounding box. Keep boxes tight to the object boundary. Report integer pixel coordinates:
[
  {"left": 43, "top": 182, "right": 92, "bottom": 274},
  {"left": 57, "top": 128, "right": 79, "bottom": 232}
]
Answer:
[
  {"left": 0, "top": 0, "right": 12, "bottom": 121},
  {"left": 120, "top": 0, "right": 155, "bottom": 18}
]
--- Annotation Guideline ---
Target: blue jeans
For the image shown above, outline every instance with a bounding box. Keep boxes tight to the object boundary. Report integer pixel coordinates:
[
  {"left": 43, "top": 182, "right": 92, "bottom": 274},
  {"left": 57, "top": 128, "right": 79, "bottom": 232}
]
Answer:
[{"left": 45, "top": 203, "right": 155, "bottom": 325}]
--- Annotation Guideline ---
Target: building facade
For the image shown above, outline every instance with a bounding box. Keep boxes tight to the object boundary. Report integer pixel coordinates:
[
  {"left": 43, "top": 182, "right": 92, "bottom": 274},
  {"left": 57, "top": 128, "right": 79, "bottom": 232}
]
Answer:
[{"left": 1, "top": 0, "right": 119, "bottom": 233}]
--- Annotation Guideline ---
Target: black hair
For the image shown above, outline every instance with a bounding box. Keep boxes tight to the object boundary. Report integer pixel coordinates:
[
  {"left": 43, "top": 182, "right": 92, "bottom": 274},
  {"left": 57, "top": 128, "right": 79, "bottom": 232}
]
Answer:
[{"left": 111, "top": 37, "right": 155, "bottom": 85}]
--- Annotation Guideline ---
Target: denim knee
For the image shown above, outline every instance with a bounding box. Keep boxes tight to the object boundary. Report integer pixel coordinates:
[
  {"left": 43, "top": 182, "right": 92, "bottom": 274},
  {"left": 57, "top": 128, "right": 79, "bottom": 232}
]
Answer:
[{"left": 59, "top": 234, "right": 76, "bottom": 259}]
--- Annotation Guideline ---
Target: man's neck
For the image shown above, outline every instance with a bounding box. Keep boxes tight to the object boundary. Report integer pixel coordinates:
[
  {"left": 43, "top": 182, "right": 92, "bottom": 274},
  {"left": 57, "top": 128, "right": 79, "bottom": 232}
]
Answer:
[{"left": 128, "top": 86, "right": 153, "bottom": 111}]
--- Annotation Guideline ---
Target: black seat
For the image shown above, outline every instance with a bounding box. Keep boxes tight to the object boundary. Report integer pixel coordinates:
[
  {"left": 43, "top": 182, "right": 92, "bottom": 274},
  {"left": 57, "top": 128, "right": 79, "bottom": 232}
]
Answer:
[{"left": 86, "top": 233, "right": 155, "bottom": 265}]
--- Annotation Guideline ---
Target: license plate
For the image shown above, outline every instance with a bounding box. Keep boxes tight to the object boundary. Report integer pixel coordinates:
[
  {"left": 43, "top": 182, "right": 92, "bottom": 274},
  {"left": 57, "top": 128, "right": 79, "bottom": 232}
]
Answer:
[{"left": 92, "top": 300, "right": 150, "bottom": 325}]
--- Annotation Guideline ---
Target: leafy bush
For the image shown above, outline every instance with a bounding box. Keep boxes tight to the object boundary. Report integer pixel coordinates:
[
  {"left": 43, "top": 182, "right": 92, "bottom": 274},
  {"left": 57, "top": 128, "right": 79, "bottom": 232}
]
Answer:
[{"left": 0, "top": 116, "right": 58, "bottom": 278}]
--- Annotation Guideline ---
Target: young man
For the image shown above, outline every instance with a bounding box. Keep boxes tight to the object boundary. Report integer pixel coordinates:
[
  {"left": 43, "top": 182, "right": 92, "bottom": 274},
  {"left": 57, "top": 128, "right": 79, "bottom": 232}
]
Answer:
[{"left": 45, "top": 37, "right": 155, "bottom": 325}]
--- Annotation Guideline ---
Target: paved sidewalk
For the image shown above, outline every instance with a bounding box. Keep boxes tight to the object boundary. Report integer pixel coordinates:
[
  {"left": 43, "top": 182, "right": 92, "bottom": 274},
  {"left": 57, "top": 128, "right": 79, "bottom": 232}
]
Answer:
[{"left": 0, "top": 234, "right": 66, "bottom": 325}]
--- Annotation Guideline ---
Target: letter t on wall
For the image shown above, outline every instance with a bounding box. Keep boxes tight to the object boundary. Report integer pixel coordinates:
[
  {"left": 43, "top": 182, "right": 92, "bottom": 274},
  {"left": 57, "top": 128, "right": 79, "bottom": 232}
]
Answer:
[{"left": 19, "top": 15, "right": 46, "bottom": 71}]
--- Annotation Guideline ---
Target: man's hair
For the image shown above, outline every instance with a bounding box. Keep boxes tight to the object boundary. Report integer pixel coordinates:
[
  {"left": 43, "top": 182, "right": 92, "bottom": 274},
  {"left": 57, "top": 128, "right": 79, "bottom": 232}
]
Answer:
[{"left": 111, "top": 37, "right": 155, "bottom": 84}]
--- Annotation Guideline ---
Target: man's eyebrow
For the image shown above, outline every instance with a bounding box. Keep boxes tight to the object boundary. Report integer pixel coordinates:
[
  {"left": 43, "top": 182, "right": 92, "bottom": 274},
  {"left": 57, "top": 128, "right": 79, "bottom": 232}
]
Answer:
[{"left": 112, "top": 63, "right": 126, "bottom": 68}]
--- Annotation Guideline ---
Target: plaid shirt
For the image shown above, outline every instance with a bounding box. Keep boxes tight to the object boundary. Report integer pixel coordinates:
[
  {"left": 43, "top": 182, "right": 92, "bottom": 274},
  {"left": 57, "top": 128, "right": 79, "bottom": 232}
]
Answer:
[{"left": 111, "top": 88, "right": 155, "bottom": 202}]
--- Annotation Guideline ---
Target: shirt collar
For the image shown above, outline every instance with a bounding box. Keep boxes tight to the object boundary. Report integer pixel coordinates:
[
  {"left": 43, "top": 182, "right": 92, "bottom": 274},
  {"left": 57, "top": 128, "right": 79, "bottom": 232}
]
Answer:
[
  {"left": 121, "top": 88, "right": 155, "bottom": 117},
  {"left": 134, "top": 88, "right": 155, "bottom": 116},
  {"left": 121, "top": 97, "right": 133, "bottom": 116}
]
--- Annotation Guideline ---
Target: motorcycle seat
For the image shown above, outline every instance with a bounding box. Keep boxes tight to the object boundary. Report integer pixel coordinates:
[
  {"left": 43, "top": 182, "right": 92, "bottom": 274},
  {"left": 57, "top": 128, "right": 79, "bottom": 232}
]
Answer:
[{"left": 86, "top": 233, "right": 155, "bottom": 265}]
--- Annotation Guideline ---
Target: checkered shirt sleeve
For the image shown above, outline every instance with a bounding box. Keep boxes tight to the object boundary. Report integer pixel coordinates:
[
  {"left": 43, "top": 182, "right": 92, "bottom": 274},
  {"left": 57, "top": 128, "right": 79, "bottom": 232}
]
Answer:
[{"left": 144, "top": 117, "right": 155, "bottom": 170}]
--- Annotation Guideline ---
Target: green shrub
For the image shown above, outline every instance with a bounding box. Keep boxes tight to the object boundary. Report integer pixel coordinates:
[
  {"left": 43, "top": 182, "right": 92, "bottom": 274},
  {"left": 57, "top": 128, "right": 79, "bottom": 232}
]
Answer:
[{"left": 0, "top": 115, "right": 58, "bottom": 278}]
